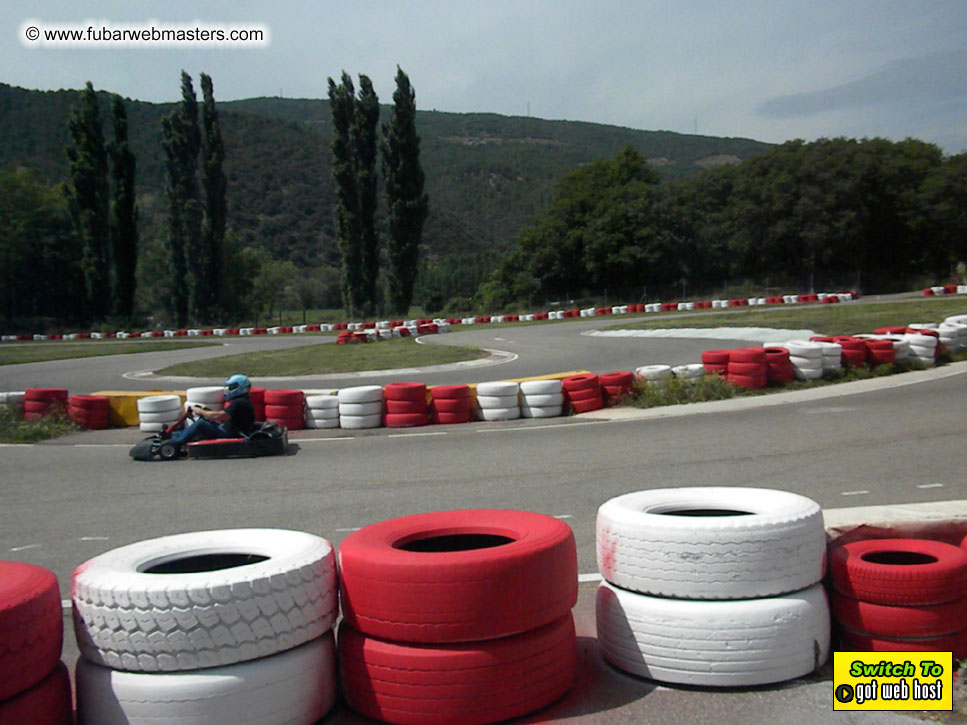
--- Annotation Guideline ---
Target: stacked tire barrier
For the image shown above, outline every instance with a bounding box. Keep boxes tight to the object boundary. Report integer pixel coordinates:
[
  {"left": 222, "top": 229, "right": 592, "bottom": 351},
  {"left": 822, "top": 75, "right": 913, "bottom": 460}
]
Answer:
[
  {"left": 0, "top": 561, "right": 72, "bottom": 724},
  {"left": 337, "top": 510, "right": 579, "bottom": 724},
  {"left": 136, "top": 395, "right": 183, "bottom": 432},
  {"left": 475, "top": 380, "right": 521, "bottom": 421},
  {"left": 72, "top": 529, "right": 339, "bottom": 724},
  {"left": 23, "top": 387, "right": 68, "bottom": 421},
  {"left": 382, "top": 382, "right": 429, "bottom": 428},
  {"left": 599, "top": 371, "right": 635, "bottom": 406},
  {"left": 0, "top": 391, "right": 25, "bottom": 415},
  {"left": 764, "top": 347, "right": 796, "bottom": 384},
  {"left": 250, "top": 387, "right": 266, "bottom": 422},
  {"left": 635, "top": 364, "right": 674, "bottom": 383},
  {"left": 829, "top": 538, "right": 967, "bottom": 657},
  {"left": 595, "top": 487, "right": 830, "bottom": 686},
  {"left": 264, "top": 389, "right": 305, "bottom": 430},
  {"left": 726, "top": 347, "right": 767, "bottom": 389},
  {"left": 520, "top": 378, "right": 565, "bottom": 418},
  {"left": 338, "top": 385, "right": 383, "bottom": 429},
  {"left": 700, "top": 350, "right": 729, "bottom": 376},
  {"left": 429, "top": 384, "right": 473, "bottom": 424},
  {"left": 68, "top": 394, "right": 111, "bottom": 430},
  {"left": 780, "top": 340, "right": 826, "bottom": 380},
  {"left": 304, "top": 394, "right": 339, "bottom": 429},
  {"left": 905, "top": 330, "right": 939, "bottom": 365},
  {"left": 671, "top": 363, "right": 705, "bottom": 380},
  {"left": 562, "top": 373, "right": 604, "bottom": 413}
]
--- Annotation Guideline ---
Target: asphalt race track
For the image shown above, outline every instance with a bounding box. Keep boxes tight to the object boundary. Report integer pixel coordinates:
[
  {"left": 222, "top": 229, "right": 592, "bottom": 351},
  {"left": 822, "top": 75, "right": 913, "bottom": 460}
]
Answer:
[{"left": 1, "top": 312, "right": 965, "bottom": 724}]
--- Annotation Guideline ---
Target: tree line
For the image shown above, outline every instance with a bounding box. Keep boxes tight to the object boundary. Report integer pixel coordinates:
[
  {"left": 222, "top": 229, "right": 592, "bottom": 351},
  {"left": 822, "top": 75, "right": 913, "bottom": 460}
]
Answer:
[{"left": 478, "top": 138, "right": 967, "bottom": 309}]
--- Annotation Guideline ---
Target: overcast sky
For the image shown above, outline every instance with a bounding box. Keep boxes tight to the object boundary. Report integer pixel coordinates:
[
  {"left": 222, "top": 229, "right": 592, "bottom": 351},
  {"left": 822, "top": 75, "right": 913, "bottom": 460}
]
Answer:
[{"left": 4, "top": 1, "right": 966, "bottom": 153}]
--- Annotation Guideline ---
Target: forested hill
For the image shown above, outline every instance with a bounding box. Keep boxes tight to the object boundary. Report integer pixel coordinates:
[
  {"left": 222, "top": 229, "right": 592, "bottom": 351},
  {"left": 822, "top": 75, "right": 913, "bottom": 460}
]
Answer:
[{"left": 0, "top": 82, "right": 773, "bottom": 268}]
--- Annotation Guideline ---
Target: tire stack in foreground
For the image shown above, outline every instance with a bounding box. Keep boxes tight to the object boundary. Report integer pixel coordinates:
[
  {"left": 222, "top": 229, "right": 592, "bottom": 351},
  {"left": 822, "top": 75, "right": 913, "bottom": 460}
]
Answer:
[
  {"left": 68, "top": 394, "right": 111, "bottom": 430},
  {"left": 562, "top": 373, "right": 604, "bottom": 414},
  {"left": 338, "top": 385, "right": 383, "bottom": 429},
  {"left": 338, "top": 509, "right": 579, "bottom": 724},
  {"left": 264, "top": 389, "right": 305, "bottom": 430},
  {"left": 23, "top": 387, "right": 68, "bottom": 421},
  {"left": 72, "top": 528, "right": 339, "bottom": 724},
  {"left": 475, "top": 381, "right": 521, "bottom": 421},
  {"left": 382, "top": 382, "right": 429, "bottom": 428},
  {"left": 520, "top": 378, "right": 565, "bottom": 418},
  {"left": 429, "top": 384, "right": 473, "bottom": 424},
  {"left": 596, "top": 487, "right": 830, "bottom": 686},
  {"left": 0, "top": 561, "right": 72, "bottom": 724},
  {"left": 304, "top": 394, "right": 339, "bottom": 429},
  {"left": 829, "top": 538, "right": 967, "bottom": 657},
  {"left": 136, "top": 394, "right": 182, "bottom": 433}
]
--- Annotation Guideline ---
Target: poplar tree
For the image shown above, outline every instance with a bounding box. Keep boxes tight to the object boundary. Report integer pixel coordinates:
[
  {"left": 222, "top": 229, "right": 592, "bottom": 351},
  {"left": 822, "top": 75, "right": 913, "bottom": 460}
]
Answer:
[
  {"left": 108, "top": 94, "right": 138, "bottom": 320},
  {"left": 66, "top": 81, "right": 111, "bottom": 322},
  {"left": 161, "top": 71, "right": 202, "bottom": 326},
  {"left": 200, "top": 72, "right": 226, "bottom": 320},
  {"left": 354, "top": 75, "right": 380, "bottom": 316},
  {"left": 328, "top": 72, "right": 364, "bottom": 316},
  {"left": 382, "top": 67, "right": 429, "bottom": 315}
]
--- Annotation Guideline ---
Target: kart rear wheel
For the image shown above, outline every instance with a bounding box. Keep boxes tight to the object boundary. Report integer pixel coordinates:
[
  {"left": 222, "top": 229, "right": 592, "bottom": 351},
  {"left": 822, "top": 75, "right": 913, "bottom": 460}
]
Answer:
[{"left": 158, "top": 442, "right": 179, "bottom": 461}]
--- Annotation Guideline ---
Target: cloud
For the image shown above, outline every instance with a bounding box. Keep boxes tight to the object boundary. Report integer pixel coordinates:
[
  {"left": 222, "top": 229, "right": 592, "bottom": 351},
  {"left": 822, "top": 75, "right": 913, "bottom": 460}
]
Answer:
[{"left": 759, "top": 50, "right": 967, "bottom": 118}]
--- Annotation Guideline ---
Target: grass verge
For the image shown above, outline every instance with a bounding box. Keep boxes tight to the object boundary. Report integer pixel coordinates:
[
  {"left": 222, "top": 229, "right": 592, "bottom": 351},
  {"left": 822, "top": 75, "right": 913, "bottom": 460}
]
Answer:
[
  {"left": 611, "top": 298, "right": 967, "bottom": 337},
  {"left": 628, "top": 353, "right": 964, "bottom": 410},
  {"left": 0, "top": 341, "right": 218, "bottom": 366},
  {"left": 156, "top": 337, "right": 489, "bottom": 377},
  {"left": 0, "top": 405, "right": 78, "bottom": 443}
]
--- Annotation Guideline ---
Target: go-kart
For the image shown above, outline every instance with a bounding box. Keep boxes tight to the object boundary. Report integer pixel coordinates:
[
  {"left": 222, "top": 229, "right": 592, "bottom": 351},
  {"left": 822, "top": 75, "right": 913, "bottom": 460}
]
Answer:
[{"left": 129, "top": 407, "right": 289, "bottom": 461}]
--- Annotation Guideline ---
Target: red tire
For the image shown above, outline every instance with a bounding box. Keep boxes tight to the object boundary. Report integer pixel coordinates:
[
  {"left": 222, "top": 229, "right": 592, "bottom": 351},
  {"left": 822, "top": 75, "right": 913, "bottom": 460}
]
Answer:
[
  {"left": 565, "top": 387, "right": 603, "bottom": 403},
  {"left": 839, "top": 628, "right": 967, "bottom": 659},
  {"left": 841, "top": 348, "right": 867, "bottom": 367},
  {"left": 874, "top": 326, "right": 908, "bottom": 335},
  {"left": 24, "top": 388, "right": 68, "bottom": 403},
  {"left": 339, "top": 615, "right": 576, "bottom": 725},
  {"left": 69, "top": 394, "right": 110, "bottom": 411},
  {"left": 24, "top": 400, "right": 60, "bottom": 414},
  {"left": 0, "top": 562, "right": 63, "bottom": 701},
  {"left": 727, "top": 362, "right": 767, "bottom": 376},
  {"left": 432, "top": 412, "right": 473, "bottom": 425},
  {"left": 766, "top": 362, "right": 796, "bottom": 383},
  {"left": 729, "top": 347, "right": 767, "bottom": 364},
  {"left": 867, "top": 348, "right": 896, "bottom": 366},
  {"left": 384, "top": 399, "right": 427, "bottom": 415},
  {"left": 431, "top": 385, "right": 471, "bottom": 400},
  {"left": 264, "top": 404, "right": 303, "bottom": 419},
  {"left": 561, "top": 374, "right": 599, "bottom": 392},
  {"left": 830, "top": 539, "right": 967, "bottom": 605},
  {"left": 265, "top": 415, "right": 303, "bottom": 430},
  {"left": 430, "top": 398, "right": 473, "bottom": 414},
  {"left": 599, "top": 371, "right": 633, "bottom": 387},
  {"left": 263, "top": 389, "right": 304, "bottom": 406},
  {"left": 68, "top": 406, "right": 110, "bottom": 429},
  {"left": 703, "top": 363, "right": 728, "bottom": 375},
  {"left": 0, "top": 661, "right": 72, "bottom": 725},
  {"left": 701, "top": 350, "right": 731, "bottom": 365},
  {"left": 726, "top": 373, "right": 767, "bottom": 389},
  {"left": 383, "top": 413, "right": 428, "bottom": 428},
  {"left": 570, "top": 397, "right": 604, "bottom": 413},
  {"left": 830, "top": 589, "right": 967, "bottom": 638},
  {"left": 338, "top": 509, "right": 577, "bottom": 642},
  {"left": 383, "top": 382, "right": 427, "bottom": 402},
  {"left": 764, "top": 348, "right": 791, "bottom": 363}
]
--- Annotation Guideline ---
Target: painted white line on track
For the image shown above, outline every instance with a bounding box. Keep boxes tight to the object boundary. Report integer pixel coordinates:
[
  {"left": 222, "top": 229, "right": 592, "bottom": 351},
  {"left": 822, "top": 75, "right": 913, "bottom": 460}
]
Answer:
[
  {"left": 476, "top": 421, "right": 601, "bottom": 433},
  {"left": 841, "top": 490, "right": 870, "bottom": 496},
  {"left": 80, "top": 536, "right": 110, "bottom": 541},
  {"left": 387, "top": 431, "right": 448, "bottom": 438},
  {"left": 62, "top": 600, "right": 71, "bottom": 610},
  {"left": 0, "top": 443, "right": 29, "bottom": 447},
  {"left": 553, "top": 514, "right": 573, "bottom": 519},
  {"left": 578, "top": 573, "right": 603, "bottom": 583},
  {"left": 334, "top": 527, "right": 361, "bottom": 533},
  {"left": 10, "top": 544, "right": 41, "bottom": 551},
  {"left": 917, "top": 483, "right": 945, "bottom": 489},
  {"left": 296, "top": 437, "right": 355, "bottom": 442},
  {"left": 74, "top": 444, "right": 129, "bottom": 448}
]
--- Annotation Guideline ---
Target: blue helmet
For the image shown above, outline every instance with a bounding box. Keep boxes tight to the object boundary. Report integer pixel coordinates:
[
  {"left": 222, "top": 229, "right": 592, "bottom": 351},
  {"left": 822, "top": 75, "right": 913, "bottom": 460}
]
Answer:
[{"left": 224, "top": 374, "right": 251, "bottom": 400}]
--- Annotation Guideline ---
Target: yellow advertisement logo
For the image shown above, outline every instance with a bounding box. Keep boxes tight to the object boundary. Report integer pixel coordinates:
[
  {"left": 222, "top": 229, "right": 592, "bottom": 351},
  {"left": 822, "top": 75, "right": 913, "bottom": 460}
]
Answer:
[{"left": 833, "top": 652, "right": 952, "bottom": 711}]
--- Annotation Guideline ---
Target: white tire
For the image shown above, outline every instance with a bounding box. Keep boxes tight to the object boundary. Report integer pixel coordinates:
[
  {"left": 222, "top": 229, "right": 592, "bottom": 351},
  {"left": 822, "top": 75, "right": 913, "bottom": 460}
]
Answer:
[
  {"left": 945, "top": 314, "right": 967, "bottom": 325},
  {"left": 339, "top": 413, "right": 382, "bottom": 429},
  {"left": 137, "top": 395, "right": 182, "bottom": 414},
  {"left": 596, "top": 487, "right": 825, "bottom": 599},
  {"left": 596, "top": 581, "right": 829, "bottom": 687},
  {"left": 338, "top": 401, "right": 382, "bottom": 417},
  {"left": 672, "top": 364, "right": 705, "bottom": 379},
  {"left": 337, "top": 385, "right": 383, "bottom": 404},
  {"left": 520, "top": 404, "right": 563, "bottom": 418},
  {"left": 305, "top": 407, "right": 339, "bottom": 422},
  {"left": 788, "top": 355, "right": 823, "bottom": 372},
  {"left": 305, "top": 418, "right": 340, "bottom": 429},
  {"left": 304, "top": 395, "right": 339, "bottom": 410},
  {"left": 476, "top": 406, "right": 520, "bottom": 421},
  {"left": 72, "top": 529, "right": 337, "bottom": 672},
  {"left": 139, "top": 422, "right": 168, "bottom": 433},
  {"left": 635, "top": 365, "right": 672, "bottom": 381},
  {"left": 476, "top": 394, "right": 519, "bottom": 409},
  {"left": 780, "top": 340, "right": 823, "bottom": 359},
  {"left": 519, "top": 379, "right": 563, "bottom": 395},
  {"left": 76, "top": 634, "right": 337, "bottom": 725},
  {"left": 476, "top": 381, "right": 520, "bottom": 397},
  {"left": 521, "top": 392, "right": 564, "bottom": 407},
  {"left": 0, "top": 391, "right": 25, "bottom": 410},
  {"left": 793, "top": 366, "right": 824, "bottom": 381},
  {"left": 137, "top": 411, "right": 182, "bottom": 424},
  {"left": 184, "top": 387, "right": 224, "bottom": 405}
]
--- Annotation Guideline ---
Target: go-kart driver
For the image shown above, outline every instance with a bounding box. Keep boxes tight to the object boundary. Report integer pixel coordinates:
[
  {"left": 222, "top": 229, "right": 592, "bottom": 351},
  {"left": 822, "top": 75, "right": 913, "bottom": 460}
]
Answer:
[{"left": 166, "top": 374, "right": 256, "bottom": 450}]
